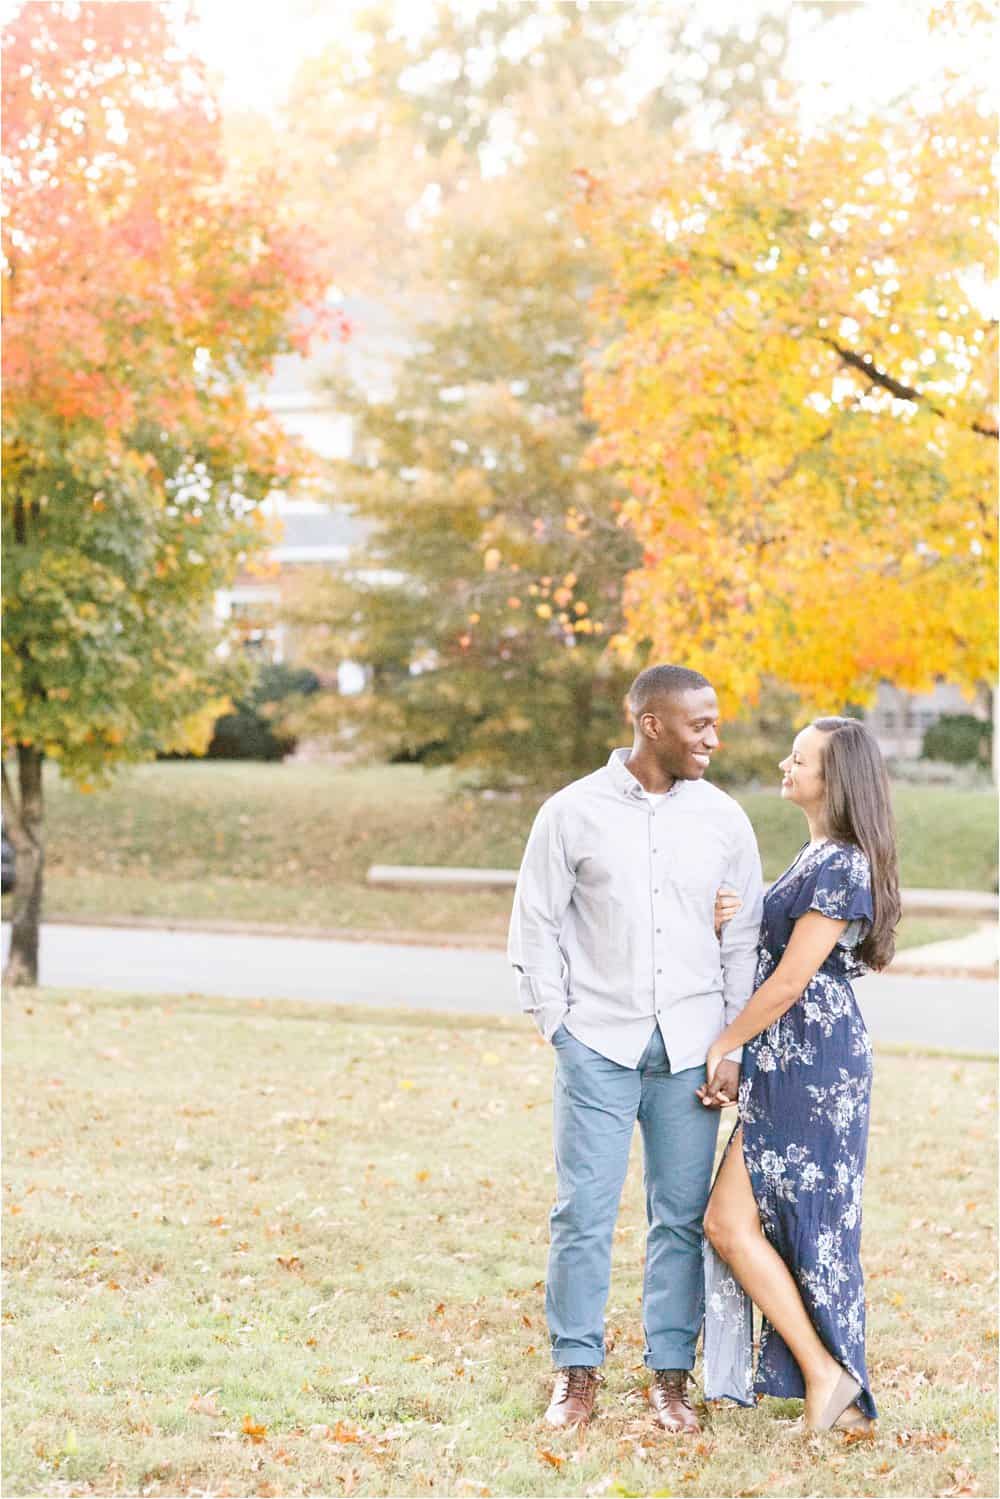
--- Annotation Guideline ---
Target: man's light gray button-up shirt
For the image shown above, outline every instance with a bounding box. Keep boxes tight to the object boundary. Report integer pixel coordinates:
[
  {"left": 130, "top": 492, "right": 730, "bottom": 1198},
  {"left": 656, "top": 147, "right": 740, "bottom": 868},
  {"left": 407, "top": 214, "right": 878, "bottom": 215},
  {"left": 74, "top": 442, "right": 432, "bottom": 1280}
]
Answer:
[{"left": 507, "top": 748, "right": 764, "bottom": 1071}]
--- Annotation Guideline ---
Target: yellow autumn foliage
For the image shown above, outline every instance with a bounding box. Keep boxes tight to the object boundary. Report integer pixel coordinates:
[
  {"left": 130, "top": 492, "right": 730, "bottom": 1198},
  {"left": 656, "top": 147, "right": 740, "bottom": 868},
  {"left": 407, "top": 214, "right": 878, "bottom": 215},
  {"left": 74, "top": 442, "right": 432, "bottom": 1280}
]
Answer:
[{"left": 582, "top": 97, "right": 997, "bottom": 715}]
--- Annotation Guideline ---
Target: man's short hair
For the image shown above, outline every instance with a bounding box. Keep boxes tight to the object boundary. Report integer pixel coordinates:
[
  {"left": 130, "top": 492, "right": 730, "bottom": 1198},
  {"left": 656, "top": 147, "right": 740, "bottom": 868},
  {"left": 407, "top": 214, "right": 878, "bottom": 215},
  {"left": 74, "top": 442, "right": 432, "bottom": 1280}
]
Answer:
[{"left": 627, "top": 664, "right": 713, "bottom": 719}]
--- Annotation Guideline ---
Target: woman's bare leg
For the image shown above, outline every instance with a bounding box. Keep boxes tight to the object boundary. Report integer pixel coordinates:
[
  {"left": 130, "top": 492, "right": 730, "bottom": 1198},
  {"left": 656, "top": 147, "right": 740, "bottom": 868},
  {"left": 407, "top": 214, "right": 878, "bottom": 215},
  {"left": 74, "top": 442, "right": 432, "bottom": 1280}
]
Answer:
[{"left": 703, "top": 1129, "right": 858, "bottom": 1427}]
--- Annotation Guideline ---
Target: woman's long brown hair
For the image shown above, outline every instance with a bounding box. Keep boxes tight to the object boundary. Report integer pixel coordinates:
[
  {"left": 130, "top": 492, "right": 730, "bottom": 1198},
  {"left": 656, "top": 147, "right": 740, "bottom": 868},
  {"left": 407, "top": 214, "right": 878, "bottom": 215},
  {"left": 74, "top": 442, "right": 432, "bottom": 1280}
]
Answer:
[{"left": 813, "top": 716, "right": 901, "bottom": 971}]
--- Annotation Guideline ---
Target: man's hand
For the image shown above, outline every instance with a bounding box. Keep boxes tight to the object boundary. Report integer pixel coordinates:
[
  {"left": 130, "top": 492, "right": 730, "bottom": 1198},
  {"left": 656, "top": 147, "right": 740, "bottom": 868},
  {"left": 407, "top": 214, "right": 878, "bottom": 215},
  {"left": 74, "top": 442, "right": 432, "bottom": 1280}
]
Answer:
[{"left": 696, "top": 1053, "right": 740, "bottom": 1110}]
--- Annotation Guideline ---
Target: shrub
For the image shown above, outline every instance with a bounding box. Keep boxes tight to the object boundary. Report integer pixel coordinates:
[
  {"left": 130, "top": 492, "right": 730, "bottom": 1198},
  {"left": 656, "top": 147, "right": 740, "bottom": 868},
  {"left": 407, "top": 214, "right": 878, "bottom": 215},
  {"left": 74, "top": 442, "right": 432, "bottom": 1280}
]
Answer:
[
  {"left": 921, "top": 712, "right": 992, "bottom": 766},
  {"left": 205, "top": 663, "right": 321, "bottom": 762}
]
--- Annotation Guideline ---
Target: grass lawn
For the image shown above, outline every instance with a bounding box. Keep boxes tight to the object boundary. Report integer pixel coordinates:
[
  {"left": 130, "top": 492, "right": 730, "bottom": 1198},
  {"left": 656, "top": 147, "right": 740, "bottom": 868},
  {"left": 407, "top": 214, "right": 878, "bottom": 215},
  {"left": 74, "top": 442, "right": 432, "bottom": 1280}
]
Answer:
[
  {"left": 19, "top": 763, "right": 999, "bottom": 947},
  {"left": 4, "top": 988, "right": 996, "bottom": 1499}
]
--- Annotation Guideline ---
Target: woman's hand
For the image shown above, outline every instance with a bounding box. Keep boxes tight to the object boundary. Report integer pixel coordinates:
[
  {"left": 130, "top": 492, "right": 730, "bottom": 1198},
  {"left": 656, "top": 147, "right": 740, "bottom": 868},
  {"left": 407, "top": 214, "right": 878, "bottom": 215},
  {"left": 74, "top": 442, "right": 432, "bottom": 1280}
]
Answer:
[
  {"left": 714, "top": 886, "right": 742, "bottom": 938},
  {"left": 696, "top": 1042, "right": 739, "bottom": 1109}
]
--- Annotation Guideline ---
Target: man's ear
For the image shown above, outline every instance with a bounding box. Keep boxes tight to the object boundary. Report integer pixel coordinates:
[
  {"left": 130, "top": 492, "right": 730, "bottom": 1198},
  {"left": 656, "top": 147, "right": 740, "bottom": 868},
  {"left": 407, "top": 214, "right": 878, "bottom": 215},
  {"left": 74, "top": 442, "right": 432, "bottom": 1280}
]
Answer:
[{"left": 640, "top": 711, "right": 660, "bottom": 740}]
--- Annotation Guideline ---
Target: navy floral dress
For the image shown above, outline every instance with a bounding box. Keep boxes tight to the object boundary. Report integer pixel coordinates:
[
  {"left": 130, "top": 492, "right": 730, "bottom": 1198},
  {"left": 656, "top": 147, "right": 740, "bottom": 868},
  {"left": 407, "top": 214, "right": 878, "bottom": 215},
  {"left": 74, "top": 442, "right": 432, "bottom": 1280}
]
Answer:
[{"left": 703, "top": 839, "right": 878, "bottom": 1421}]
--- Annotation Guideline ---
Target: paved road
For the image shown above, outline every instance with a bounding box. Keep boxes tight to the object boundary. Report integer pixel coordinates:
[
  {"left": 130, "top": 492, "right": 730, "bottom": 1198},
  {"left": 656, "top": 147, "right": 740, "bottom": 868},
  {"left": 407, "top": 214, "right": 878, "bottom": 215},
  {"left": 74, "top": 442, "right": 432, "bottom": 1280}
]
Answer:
[{"left": 3, "top": 921, "right": 996, "bottom": 1054}]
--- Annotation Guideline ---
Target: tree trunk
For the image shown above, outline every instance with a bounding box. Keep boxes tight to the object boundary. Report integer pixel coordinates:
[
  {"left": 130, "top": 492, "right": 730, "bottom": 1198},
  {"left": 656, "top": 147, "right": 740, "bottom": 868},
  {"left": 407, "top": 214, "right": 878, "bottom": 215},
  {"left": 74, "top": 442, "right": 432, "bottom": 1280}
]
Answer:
[{"left": 2, "top": 745, "right": 44, "bottom": 987}]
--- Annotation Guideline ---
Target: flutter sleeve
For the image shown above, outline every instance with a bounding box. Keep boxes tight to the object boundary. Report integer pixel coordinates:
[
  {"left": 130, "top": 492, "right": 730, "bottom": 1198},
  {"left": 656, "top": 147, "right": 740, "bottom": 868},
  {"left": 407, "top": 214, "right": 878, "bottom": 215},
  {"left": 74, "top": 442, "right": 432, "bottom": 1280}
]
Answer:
[{"left": 788, "top": 844, "right": 873, "bottom": 948}]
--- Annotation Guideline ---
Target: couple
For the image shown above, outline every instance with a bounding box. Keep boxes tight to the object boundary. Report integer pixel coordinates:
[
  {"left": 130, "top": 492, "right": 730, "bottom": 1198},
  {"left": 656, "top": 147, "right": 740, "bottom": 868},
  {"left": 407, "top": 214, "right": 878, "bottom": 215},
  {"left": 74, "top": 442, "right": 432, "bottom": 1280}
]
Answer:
[{"left": 507, "top": 664, "right": 900, "bottom": 1436}]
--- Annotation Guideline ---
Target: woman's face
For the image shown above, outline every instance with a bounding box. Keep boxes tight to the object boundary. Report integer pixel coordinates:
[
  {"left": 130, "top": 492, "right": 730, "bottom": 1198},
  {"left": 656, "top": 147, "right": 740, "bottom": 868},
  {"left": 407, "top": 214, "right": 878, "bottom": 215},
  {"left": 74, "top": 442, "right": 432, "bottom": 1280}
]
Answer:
[{"left": 779, "top": 725, "right": 827, "bottom": 812}]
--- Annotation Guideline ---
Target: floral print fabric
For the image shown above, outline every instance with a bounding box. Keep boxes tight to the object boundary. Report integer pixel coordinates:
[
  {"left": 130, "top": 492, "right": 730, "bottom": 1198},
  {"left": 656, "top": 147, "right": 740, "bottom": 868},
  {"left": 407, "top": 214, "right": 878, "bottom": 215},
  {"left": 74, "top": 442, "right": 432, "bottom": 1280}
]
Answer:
[{"left": 703, "top": 841, "right": 878, "bottom": 1420}]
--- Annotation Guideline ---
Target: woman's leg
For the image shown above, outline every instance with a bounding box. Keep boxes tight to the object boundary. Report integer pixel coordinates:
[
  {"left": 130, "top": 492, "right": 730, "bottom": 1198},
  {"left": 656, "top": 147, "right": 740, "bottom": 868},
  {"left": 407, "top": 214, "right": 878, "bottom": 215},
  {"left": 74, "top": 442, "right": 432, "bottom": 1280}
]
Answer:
[{"left": 703, "top": 1129, "right": 854, "bottom": 1426}]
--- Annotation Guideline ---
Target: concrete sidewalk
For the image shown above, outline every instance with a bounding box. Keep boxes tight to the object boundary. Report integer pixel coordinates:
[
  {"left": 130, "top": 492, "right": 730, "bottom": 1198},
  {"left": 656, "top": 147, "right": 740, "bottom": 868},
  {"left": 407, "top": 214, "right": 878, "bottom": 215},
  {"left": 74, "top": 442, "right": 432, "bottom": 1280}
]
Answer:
[{"left": 890, "top": 922, "right": 996, "bottom": 978}]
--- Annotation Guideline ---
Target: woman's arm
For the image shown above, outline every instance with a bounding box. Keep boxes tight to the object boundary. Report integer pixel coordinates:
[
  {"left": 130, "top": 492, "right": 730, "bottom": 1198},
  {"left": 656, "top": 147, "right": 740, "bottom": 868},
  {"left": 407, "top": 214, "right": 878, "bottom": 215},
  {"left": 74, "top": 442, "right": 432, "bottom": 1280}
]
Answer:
[{"left": 703, "top": 910, "right": 848, "bottom": 1091}]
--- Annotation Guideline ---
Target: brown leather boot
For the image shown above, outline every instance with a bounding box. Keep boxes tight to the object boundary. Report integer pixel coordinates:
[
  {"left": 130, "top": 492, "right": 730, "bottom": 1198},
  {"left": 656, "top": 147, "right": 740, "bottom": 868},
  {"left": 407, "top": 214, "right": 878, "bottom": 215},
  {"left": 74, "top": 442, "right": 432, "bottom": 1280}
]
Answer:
[
  {"left": 648, "top": 1369, "right": 701, "bottom": 1433},
  {"left": 544, "top": 1366, "right": 601, "bottom": 1427}
]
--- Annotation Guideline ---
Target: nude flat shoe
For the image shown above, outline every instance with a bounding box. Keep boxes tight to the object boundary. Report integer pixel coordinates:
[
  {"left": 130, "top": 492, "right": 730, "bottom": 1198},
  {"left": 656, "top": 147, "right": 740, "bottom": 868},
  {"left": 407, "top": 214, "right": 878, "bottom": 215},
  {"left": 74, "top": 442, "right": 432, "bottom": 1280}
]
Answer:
[
  {"left": 834, "top": 1404, "right": 874, "bottom": 1435},
  {"left": 811, "top": 1370, "right": 862, "bottom": 1432}
]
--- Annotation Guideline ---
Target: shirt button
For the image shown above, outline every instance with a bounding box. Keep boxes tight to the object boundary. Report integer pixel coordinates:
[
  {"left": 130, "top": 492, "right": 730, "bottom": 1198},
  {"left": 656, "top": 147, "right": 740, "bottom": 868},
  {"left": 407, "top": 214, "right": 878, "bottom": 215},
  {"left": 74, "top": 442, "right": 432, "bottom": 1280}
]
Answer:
[
  {"left": 653, "top": 888, "right": 659, "bottom": 895},
  {"left": 656, "top": 928, "right": 662, "bottom": 934},
  {"left": 656, "top": 968, "right": 662, "bottom": 974}
]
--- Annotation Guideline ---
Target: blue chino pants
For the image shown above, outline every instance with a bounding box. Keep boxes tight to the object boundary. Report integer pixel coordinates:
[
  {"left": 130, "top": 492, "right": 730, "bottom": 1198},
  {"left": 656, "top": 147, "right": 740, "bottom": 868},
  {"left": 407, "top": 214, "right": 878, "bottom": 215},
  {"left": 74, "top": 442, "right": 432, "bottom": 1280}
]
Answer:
[{"left": 546, "top": 1023, "right": 721, "bottom": 1371}]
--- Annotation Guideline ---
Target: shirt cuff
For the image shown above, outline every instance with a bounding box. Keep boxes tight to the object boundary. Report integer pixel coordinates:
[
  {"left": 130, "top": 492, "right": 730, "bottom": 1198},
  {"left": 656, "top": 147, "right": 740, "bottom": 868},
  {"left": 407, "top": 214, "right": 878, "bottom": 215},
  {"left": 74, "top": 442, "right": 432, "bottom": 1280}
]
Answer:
[{"left": 536, "top": 1003, "right": 569, "bottom": 1042}]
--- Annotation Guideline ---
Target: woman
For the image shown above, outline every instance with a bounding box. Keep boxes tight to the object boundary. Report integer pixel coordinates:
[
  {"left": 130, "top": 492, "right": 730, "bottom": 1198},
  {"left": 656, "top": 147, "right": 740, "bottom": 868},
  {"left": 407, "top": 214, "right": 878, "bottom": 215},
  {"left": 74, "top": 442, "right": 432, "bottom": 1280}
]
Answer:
[{"left": 698, "top": 716, "right": 900, "bottom": 1432}]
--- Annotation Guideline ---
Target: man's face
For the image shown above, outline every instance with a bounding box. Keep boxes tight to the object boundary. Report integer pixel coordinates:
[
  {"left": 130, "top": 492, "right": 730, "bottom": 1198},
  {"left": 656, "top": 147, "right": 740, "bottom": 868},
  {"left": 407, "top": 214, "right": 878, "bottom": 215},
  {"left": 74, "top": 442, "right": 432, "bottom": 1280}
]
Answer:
[{"left": 643, "top": 687, "right": 721, "bottom": 780}]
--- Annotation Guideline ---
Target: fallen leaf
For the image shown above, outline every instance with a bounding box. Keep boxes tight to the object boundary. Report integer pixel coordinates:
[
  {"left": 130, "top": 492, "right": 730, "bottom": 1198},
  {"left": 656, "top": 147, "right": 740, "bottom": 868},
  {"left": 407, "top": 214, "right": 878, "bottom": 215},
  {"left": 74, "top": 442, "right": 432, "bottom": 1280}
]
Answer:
[
  {"left": 537, "top": 1449, "right": 565, "bottom": 1468},
  {"left": 941, "top": 1467, "right": 978, "bottom": 1497},
  {"left": 333, "top": 1421, "right": 362, "bottom": 1444},
  {"left": 241, "top": 1414, "right": 267, "bottom": 1444},
  {"left": 188, "top": 1390, "right": 222, "bottom": 1416}
]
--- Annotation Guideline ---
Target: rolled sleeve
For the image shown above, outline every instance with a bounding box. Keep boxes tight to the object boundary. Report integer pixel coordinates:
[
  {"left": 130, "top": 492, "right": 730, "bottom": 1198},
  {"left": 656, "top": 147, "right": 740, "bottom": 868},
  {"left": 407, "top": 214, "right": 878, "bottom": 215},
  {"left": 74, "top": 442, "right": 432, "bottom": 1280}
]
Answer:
[
  {"left": 719, "top": 817, "right": 765, "bottom": 1063},
  {"left": 507, "top": 801, "right": 575, "bottom": 1040}
]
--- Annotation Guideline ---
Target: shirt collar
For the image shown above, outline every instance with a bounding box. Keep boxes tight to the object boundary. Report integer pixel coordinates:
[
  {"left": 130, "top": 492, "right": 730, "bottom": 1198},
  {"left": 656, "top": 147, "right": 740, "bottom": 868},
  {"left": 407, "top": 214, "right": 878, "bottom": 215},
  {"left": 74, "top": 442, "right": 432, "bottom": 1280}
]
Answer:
[{"left": 606, "top": 747, "right": 684, "bottom": 802}]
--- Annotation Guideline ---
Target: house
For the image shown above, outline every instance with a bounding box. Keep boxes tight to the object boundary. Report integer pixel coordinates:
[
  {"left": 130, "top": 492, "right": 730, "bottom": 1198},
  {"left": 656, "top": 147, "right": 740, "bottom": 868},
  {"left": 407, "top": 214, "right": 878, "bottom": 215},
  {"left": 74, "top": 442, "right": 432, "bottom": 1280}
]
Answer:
[{"left": 214, "top": 294, "right": 406, "bottom": 684}]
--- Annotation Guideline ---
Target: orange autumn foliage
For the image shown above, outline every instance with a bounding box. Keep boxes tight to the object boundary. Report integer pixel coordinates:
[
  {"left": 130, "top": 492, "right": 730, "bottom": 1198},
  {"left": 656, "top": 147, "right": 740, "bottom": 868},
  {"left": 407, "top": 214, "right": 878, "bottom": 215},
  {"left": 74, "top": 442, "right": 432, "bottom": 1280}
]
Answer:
[{"left": 581, "top": 99, "right": 997, "bottom": 715}]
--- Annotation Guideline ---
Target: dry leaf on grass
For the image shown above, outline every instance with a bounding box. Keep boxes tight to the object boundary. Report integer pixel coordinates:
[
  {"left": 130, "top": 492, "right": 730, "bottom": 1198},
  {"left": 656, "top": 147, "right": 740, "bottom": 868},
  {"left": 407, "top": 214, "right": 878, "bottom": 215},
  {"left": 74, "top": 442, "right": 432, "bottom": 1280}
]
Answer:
[
  {"left": 241, "top": 1414, "right": 268, "bottom": 1444},
  {"left": 537, "top": 1448, "right": 566, "bottom": 1468},
  {"left": 333, "top": 1420, "right": 363, "bottom": 1444},
  {"left": 188, "top": 1389, "right": 223, "bottom": 1416},
  {"left": 940, "top": 1469, "right": 979, "bottom": 1497}
]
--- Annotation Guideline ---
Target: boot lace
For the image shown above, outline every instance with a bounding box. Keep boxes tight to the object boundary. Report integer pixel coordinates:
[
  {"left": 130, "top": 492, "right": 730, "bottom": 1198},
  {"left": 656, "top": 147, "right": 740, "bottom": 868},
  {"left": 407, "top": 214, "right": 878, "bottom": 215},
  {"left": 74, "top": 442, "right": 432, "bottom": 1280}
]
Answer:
[
  {"left": 654, "top": 1369, "right": 693, "bottom": 1409},
  {"left": 558, "top": 1366, "right": 598, "bottom": 1401}
]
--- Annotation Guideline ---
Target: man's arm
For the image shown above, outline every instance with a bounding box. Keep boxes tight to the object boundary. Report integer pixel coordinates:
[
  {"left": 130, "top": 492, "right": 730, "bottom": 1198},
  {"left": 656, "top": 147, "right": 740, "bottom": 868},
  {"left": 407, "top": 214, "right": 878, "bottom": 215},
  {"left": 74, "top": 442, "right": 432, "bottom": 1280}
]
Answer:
[
  {"left": 507, "top": 800, "right": 575, "bottom": 1040},
  {"left": 718, "top": 815, "right": 765, "bottom": 1064}
]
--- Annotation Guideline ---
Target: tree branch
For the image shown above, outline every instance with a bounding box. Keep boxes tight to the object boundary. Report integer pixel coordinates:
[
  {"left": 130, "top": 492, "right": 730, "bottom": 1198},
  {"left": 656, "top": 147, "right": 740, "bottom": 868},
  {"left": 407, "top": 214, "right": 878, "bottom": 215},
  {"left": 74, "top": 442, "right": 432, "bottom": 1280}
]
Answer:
[{"left": 826, "top": 339, "right": 999, "bottom": 440}]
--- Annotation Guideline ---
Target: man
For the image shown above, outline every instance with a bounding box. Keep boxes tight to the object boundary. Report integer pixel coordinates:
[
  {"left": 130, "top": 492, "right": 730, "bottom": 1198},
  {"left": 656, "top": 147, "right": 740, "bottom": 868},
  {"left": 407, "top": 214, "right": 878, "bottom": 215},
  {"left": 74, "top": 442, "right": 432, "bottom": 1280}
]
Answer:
[{"left": 507, "top": 665, "right": 763, "bottom": 1433}]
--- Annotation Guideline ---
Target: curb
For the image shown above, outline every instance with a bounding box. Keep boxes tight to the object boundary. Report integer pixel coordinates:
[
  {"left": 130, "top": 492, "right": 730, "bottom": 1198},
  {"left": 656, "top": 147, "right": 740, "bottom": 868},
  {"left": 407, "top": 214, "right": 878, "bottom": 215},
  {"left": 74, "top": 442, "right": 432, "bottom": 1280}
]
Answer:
[{"left": 33, "top": 913, "right": 508, "bottom": 950}]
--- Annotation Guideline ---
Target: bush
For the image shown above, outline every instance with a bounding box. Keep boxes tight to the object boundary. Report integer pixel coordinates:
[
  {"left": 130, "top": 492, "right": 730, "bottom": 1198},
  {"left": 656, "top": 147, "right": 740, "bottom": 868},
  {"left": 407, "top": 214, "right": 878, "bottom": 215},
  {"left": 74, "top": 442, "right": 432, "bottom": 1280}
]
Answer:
[
  {"left": 921, "top": 712, "right": 992, "bottom": 766},
  {"left": 205, "top": 663, "right": 320, "bottom": 762}
]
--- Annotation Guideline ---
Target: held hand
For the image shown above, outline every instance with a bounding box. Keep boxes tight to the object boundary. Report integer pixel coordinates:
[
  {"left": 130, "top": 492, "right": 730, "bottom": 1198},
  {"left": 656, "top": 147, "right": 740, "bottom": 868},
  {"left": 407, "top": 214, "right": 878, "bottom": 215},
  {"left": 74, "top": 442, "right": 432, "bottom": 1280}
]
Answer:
[
  {"left": 696, "top": 1049, "right": 740, "bottom": 1109},
  {"left": 714, "top": 886, "right": 743, "bottom": 938}
]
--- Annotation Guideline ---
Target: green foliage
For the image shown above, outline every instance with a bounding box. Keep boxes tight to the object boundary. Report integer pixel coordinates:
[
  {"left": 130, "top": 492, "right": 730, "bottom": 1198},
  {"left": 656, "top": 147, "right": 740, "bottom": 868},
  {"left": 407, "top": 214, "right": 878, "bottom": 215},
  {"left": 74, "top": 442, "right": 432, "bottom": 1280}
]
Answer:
[
  {"left": 922, "top": 712, "right": 994, "bottom": 766},
  {"left": 288, "top": 140, "right": 643, "bottom": 783},
  {"left": 204, "top": 663, "right": 320, "bottom": 762}
]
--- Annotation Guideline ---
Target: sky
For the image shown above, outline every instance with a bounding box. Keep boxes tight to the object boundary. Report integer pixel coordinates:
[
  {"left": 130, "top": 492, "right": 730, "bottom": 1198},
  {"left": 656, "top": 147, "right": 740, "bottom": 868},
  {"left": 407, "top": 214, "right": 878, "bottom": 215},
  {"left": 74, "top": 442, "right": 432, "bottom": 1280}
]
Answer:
[{"left": 190, "top": 0, "right": 996, "bottom": 125}]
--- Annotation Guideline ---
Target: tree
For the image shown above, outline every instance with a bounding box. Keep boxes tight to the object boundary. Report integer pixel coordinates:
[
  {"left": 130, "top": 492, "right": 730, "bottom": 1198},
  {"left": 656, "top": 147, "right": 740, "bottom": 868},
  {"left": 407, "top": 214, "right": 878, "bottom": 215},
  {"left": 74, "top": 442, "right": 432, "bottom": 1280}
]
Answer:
[
  {"left": 234, "top": 1, "right": 801, "bottom": 298},
  {"left": 581, "top": 94, "right": 997, "bottom": 717},
  {"left": 281, "top": 132, "right": 642, "bottom": 782},
  {"left": 1, "top": 1, "right": 339, "bottom": 982},
  {"left": 275, "top": 1, "right": 806, "bottom": 781}
]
